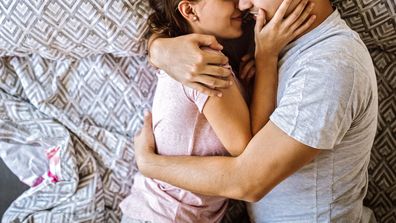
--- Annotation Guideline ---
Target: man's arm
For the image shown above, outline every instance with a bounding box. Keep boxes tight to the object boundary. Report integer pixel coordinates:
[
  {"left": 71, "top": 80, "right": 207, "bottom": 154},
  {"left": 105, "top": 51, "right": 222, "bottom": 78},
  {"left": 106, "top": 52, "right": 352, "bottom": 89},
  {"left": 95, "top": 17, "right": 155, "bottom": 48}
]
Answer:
[
  {"left": 148, "top": 34, "right": 233, "bottom": 97},
  {"left": 250, "top": 2, "right": 315, "bottom": 134},
  {"left": 135, "top": 114, "right": 320, "bottom": 202}
]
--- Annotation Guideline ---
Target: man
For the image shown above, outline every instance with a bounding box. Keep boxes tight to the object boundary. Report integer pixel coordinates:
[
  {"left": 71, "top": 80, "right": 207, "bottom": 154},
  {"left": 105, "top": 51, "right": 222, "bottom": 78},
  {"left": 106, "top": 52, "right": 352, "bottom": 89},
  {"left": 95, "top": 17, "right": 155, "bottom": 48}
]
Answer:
[{"left": 135, "top": 0, "right": 378, "bottom": 222}]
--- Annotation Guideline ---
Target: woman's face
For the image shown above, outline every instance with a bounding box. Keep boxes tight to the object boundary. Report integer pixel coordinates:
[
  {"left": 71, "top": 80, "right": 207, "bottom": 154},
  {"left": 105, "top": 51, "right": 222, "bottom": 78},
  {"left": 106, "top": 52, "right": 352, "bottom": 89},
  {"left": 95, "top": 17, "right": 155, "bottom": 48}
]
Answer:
[{"left": 192, "top": 0, "right": 243, "bottom": 39}]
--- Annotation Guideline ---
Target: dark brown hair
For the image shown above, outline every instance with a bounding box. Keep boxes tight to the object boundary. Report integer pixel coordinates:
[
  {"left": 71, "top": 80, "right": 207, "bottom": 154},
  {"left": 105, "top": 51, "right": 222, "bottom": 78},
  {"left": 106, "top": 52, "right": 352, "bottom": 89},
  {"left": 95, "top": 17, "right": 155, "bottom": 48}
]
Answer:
[{"left": 148, "top": 0, "right": 196, "bottom": 37}]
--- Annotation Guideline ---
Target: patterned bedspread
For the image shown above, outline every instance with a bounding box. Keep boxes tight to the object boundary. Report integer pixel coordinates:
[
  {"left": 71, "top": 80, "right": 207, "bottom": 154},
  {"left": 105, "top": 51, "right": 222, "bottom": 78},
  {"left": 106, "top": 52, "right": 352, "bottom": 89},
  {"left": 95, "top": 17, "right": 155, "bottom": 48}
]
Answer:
[
  {"left": 0, "top": 53, "right": 247, "bottom": 222},
  {"left": 0, "top": 54, "right": 157, "bottom": 222},
  {"left": 0, "top": 0, "right": 395, "bottom": 222}
]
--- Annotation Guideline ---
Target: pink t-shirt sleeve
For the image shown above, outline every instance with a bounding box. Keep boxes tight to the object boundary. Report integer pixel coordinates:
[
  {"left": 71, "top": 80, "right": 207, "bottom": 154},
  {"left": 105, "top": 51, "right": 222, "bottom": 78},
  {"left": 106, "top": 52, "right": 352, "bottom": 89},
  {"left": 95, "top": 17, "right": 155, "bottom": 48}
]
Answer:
[
  {"left": 181, "top": 47, "right": 240, "bottom": 113},
  {"left": 183, "top": 86, "right": 210, "bottom": 113}
]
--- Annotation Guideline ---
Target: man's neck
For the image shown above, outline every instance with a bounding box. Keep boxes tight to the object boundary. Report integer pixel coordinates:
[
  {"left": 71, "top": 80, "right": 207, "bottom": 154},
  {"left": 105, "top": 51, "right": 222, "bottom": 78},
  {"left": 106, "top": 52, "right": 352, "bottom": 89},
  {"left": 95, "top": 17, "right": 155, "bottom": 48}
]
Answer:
[{"left": 293, "top": 0, "right": 334, "bottom": 40}]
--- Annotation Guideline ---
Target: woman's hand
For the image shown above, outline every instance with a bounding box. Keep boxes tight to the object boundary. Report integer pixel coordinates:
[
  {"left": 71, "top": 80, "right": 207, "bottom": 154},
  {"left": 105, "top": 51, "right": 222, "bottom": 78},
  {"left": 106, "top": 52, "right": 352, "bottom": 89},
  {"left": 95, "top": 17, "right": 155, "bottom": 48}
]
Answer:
[
  {"left": 255, "top": 0, "right": 316, "bottom": 60},
  {"left": 239, "top": 53, "right": 256, "bottom": 87},
  {"left": 149, "top": 34, "right": 233, "bottom": 97}
]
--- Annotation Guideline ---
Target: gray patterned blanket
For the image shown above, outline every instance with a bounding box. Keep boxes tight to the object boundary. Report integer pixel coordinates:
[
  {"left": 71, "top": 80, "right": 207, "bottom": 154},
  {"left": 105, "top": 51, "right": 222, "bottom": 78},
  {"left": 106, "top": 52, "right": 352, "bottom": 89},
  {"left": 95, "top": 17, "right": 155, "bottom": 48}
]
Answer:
[
  {"left": 0, "top": 0, "right": 395, "bottom": 222},
  {"left": 0, "top": 54, "right": 156, "bottom": 222},
  {"left": 0, "top": 53, "right": 246, "bottom": 223}
]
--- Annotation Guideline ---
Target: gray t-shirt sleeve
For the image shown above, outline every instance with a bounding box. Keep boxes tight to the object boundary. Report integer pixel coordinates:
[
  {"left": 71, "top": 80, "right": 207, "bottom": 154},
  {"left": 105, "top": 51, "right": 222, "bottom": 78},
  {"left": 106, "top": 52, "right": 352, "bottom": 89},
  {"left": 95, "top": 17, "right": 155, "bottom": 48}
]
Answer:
[{"left": 270, "top": 55, "right": 356, "bottom": 150}]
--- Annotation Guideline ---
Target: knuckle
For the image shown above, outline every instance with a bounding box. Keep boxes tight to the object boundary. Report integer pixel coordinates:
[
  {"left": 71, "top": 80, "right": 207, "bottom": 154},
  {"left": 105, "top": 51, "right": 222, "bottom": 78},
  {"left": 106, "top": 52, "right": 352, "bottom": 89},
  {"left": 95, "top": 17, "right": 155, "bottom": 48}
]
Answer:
[
  {"left": 197, "top": 86, "right": 205, "bottom": 93},
  {"left": 196, "top": 55, "right": 205, "bottom": 64},
  {"left": 217, "top": 67, "right": 225, "bottom": 74},
  {"left": 186, "top": 72, "right": 194, "bottom": 81},
  {"left": 191, "top": 64, "right": 200, "bottom": 74},
  {"left": 210, "top": 80, "right": 217, "bottom": 86}
]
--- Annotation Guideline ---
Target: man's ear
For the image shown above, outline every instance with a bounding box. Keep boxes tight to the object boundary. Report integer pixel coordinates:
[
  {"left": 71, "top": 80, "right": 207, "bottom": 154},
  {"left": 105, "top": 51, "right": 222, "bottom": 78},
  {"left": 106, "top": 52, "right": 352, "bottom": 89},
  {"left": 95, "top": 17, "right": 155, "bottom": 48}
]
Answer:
[{"left": 178, "top": 1, "right": 199, "bottom": 22}]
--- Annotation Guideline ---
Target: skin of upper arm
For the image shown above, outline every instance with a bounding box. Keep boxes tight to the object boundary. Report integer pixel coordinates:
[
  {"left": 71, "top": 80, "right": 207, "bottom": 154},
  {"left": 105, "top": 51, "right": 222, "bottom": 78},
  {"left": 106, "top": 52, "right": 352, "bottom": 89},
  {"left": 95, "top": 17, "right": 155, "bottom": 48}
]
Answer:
[
  {"left": 225, "top": 121, "right": 321, "bottom": 202},
  {"left": 202, "top": 78, "right": 251, "bottom": 156}
]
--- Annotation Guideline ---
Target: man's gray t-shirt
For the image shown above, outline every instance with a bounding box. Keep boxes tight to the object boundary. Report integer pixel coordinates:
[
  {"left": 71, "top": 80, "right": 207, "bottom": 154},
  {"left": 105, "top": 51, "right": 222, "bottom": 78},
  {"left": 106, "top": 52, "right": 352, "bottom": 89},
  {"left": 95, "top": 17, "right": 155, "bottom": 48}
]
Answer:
[{"left": 248, "top": 10, "right": 378, "bottom": 223}]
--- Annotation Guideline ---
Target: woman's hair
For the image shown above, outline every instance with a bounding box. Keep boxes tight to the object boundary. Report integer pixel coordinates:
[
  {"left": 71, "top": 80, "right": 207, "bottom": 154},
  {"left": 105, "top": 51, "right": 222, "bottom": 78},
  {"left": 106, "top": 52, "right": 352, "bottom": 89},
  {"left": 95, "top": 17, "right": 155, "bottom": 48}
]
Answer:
[{"left": 148, "top": 0, "right": 196, "bottom": 37}]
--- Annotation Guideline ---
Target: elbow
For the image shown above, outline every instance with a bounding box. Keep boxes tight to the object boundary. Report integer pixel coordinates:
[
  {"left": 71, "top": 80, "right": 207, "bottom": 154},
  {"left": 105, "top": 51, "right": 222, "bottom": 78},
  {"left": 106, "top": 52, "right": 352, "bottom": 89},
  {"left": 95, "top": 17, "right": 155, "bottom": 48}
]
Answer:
[
  {"left": 251, "top": 118, "right": 269, "bottom": 136},
  {"left": 227, "top": 165, "right": 268, "bottom": 202},
  {"left": 244, "top": 195, "right": 263, "bottom": 203},
  {"left": 234, "top": 183, "right": 267, "bottom": 203},
  {"left": 219, "top": 158, "right": 272, "bottom": 202},
  {"left": 135, "top": 155, "right": 155, "bottom": 178},
  {"left": 227, "top": 133, "right": 251, "bottom": 157},
  {"left": 251, "top": 125, "right": 261, "bottom": 136}
]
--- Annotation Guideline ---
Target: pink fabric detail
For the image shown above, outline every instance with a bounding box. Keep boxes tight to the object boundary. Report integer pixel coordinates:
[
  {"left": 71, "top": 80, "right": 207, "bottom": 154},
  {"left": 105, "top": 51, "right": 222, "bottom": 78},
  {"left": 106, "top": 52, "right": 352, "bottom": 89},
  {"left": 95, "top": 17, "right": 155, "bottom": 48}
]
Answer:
[
  {"left": 32, "top": 176, "right": 44, "bottom": 187},
  {"left": 46, "top": 146, "right": 60, "bottom": 159},
  {"left": 46, "top": 146, "right": 61, "bottom": 183},
  {"left": 47, "top": 171, "right": 59, "bottom": 183},
  {"left": 29, "top": 146, "right": 62, "bottom": 188}
]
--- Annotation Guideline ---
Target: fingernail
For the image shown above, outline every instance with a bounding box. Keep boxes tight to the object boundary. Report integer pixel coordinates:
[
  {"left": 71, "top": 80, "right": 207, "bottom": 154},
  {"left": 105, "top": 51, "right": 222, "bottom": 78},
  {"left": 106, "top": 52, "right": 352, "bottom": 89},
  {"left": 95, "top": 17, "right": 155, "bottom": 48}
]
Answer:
[
  {"left": 217, "top": 92, "right": 223, "bottom": 97},
  {"left": 143, "top": 109, "right": 149, "bottom": 116}
]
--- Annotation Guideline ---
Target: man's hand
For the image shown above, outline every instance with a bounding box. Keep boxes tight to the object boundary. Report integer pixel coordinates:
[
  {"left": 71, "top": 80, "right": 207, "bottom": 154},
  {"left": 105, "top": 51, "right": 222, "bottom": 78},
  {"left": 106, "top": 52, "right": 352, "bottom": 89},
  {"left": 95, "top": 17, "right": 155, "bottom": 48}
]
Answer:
[
  {"left": 149, "top": 34, "right": 233, "bottom": 97},
  {"left": 254, "top": 0, "right": 316, "bottom": 60},
  {"left": 134, "top": 111, "right": 156, "bottom": 170}
]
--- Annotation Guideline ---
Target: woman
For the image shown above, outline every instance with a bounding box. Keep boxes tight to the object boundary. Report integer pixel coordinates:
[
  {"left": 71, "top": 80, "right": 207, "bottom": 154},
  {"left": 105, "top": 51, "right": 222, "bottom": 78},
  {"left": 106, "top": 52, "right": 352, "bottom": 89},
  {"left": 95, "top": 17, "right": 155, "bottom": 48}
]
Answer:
[{"left": 120, "top": 0, "right": 314, "bottom": 222}]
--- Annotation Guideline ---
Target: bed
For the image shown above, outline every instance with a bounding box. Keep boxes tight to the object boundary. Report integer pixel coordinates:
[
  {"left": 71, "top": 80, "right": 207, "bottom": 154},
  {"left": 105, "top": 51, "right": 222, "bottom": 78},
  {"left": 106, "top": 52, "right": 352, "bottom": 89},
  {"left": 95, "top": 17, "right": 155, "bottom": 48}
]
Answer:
[{"left": 0, "top": 0, "right": 395, "bottom": 222}]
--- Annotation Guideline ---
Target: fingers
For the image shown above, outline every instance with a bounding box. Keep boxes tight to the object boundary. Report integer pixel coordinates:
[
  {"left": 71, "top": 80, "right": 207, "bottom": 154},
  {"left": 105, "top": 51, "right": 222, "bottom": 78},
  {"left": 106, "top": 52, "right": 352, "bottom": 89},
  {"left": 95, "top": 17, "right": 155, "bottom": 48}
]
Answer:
[
  {"left": 136, "top": 110, "right": 152, "bottom": 138},
  {"left": 241, "top": 53, "right": 254, "bottom": 62},
  {"left": 292, "top": 14, "right": 316, "bottom": 39},
  {"left": 284, "top": 0, "right": 309, "bottom": 27},
  {"left": 240, "top": 53, "right": 254, "bottom": 78},
  {"left": 289, "top": 2, "right": 315, "bottom": 31},
  {"left": 143, "top": 110, "right": 152, "bottom": 129},
  {"left": 246, "top": 67, "right": 256, "bottom": 80},
  {"left": 202, "top": 50, "right": 229, "bottom": 66},
  {"left": 134, "top": 110, "right": 152, "bottom": 141},
  {"left": 192, "top": 34, "right": 224, "bottom": 51},
  {"left": 240, "top": 60, "right": 255, "bottom": 79},
  {"left": 194, "top": 74, "right": 232, "bottom": 89},
  {"left": 254, "top": 9, "right": 266, "bottom": 34},
  {"left": 272, "top": 0, "right": 294, "bottom": 23},
  {"left": 199, "top": 64, "right": 233, "bottom": 78},
  {"left": 188, "top": 82, "right": 224, "bottom": 97}
]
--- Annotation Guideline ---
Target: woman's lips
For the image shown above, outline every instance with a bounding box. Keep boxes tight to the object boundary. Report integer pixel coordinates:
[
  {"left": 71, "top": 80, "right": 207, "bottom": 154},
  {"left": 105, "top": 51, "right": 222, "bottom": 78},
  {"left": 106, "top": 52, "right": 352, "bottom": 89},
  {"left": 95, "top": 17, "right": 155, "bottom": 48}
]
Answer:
[{"left": 231, "top": 15, "right": 242, "bottom": 21}]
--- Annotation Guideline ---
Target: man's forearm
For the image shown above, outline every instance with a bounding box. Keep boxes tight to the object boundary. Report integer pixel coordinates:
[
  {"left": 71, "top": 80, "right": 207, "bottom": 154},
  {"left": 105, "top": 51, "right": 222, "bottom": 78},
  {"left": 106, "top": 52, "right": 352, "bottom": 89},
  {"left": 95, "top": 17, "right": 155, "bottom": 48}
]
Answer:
[
  {"left": 136, "top": 120, "right": 321, "bottom": 203},
  {"left": 139, "top": 153, "right": 254, "bottom": 200}
]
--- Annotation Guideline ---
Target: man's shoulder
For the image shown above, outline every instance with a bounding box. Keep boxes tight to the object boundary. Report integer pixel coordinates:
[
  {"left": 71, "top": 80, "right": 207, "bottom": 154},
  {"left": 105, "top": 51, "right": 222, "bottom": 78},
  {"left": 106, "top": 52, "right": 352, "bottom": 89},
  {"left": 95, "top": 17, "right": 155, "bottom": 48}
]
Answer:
[
  {"left": 292, "top": 32, "right": 372, "bottom": 80},
  {"left": 290, "top": 15, "right": 368, "bottom": 66},
  {"left": 304, "top": 35, "right": 364, "bottom": 61}
]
